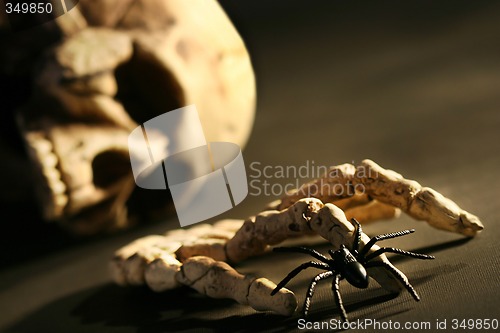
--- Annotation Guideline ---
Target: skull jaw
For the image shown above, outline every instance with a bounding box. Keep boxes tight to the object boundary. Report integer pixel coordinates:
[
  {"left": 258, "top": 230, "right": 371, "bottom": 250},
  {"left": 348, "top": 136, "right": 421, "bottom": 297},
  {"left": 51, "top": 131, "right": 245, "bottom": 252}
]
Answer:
[{"left": 18, "top": 111, "right": 139, "bottom": 234}]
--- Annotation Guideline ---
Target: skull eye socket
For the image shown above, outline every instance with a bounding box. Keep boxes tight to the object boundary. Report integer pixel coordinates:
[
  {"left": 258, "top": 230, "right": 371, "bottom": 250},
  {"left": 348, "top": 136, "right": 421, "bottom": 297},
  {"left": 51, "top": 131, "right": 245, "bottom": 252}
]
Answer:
[
  {"left": 115, "top": 46, "right": 185, "bottom": 125},
  {"left": 92, "top": 150, "right": 131, "bottom": 188}
]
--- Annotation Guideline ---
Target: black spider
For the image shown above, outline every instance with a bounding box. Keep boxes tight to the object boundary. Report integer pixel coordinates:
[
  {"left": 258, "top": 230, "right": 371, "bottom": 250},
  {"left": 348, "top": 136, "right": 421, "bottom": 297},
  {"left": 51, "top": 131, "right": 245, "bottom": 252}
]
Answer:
[{"left": 270, "top": 218, "right": 434, "bottom": 322}]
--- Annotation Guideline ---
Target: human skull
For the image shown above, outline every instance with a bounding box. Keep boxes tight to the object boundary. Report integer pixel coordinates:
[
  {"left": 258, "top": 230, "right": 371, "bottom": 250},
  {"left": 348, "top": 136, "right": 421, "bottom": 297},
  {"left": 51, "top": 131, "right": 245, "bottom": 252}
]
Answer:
[{"left": 1, "top": 0, "right": 255, "bottom": 234}]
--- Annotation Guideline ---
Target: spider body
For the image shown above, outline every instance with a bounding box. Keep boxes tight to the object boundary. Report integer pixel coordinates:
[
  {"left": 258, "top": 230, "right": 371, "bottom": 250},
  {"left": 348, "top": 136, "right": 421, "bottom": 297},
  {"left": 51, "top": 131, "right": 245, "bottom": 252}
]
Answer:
[
  {"left": 271, "top": 218, "right": 434, "bottom": 322},
  {"left": 329, "top": 246, "right": 369, "bottom": 289}
]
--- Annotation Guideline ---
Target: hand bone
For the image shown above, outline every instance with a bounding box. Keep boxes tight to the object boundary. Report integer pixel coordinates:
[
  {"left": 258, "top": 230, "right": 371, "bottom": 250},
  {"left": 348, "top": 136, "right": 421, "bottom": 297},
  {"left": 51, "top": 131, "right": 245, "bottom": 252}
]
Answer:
[{"left": 110, "top": 159, "right": 483, "bottom": 314}]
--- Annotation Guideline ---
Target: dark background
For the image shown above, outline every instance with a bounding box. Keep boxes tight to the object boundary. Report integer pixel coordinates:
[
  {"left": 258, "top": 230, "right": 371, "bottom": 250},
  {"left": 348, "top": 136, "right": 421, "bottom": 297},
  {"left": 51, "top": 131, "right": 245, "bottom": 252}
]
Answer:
[{"left": 1, "top": 1, "right": 500, "bottom": 332}]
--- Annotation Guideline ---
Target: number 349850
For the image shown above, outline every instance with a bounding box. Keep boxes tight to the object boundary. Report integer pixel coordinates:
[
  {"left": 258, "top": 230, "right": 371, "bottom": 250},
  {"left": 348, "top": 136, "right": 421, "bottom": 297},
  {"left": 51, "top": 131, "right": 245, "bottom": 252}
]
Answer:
[
  {"left": 451, "top": 319, "right": 498, "bottom": 330},
  {"left": 5, "top": 2, "right": 53, "bottom": 14}
]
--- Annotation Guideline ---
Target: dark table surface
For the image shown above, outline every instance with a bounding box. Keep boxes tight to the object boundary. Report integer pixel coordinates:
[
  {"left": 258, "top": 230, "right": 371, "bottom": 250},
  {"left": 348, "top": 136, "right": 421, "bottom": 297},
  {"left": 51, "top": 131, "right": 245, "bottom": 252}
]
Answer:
[{"left": 1, "top": 1, "right": 500, "bottom": 332}]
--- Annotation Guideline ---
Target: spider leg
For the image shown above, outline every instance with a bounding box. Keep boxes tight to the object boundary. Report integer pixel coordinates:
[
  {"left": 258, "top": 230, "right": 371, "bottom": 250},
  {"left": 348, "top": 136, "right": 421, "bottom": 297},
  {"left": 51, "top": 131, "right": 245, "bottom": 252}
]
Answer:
[
  {"left": 365, "top": 261, "right": 420, "bottom": 301},
  {"left": 364, "top": 247, "right": 435, "bottom": 262},
  {"left": 358, "top": 229, "right": 416, "bottom": 259},
  {"left": 273, "top": 247, "right": 330, "bottom": 263},
  {"left": 332, "top": 273, "right": 349, "bottom": 322},
  {"left": 303, "top": 271, "right": 335, "bottom": 316},
  {"left": 271, "top": 261, "right": 330, "bottom": 296},
  {"left": 351, "top": 218, "right": 362, "bottom": 254}
]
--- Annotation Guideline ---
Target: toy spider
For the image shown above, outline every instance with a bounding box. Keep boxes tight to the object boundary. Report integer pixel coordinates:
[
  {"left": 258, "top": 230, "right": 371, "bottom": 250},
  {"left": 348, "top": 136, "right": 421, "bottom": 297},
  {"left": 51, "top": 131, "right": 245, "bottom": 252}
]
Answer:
[{"left": 271, "top": 218, "right": 435, "bottom": 322}]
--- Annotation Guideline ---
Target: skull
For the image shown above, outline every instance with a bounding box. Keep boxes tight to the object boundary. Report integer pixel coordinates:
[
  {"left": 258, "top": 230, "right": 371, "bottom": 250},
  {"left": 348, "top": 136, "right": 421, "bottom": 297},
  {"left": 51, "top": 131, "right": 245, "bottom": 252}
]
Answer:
[{"left": 1, "top": 0, "right": 256, "bottom": 234}]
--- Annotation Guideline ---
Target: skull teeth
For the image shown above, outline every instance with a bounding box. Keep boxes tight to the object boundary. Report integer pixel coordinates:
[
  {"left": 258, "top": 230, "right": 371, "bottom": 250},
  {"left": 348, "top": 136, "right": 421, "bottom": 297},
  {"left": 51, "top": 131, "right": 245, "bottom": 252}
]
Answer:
[
  {"left": 41, "top": 152, "right": 58, "bottom": 168},
  {"left": 30, "top": 137, "right": 53, "bottom": 154},
  {"left": 25, "top": 132, "right": 68, "bottom": 220},
  {"left": 50, "top": 179, "right": 67, "bottom": 195}
]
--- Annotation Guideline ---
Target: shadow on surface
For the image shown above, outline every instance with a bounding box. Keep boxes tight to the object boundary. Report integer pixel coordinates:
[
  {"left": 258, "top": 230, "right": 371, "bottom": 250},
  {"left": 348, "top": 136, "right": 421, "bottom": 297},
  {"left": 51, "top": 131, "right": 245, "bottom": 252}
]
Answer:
[
  {"left": 2, "top": 282, "right": 420, "bottom": 333},
  {"left": 388, "top": 237, "right": 472, "bottom": 264},
  {"left": 4, "top": 237, "right": 470, "bottom": 333}
]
